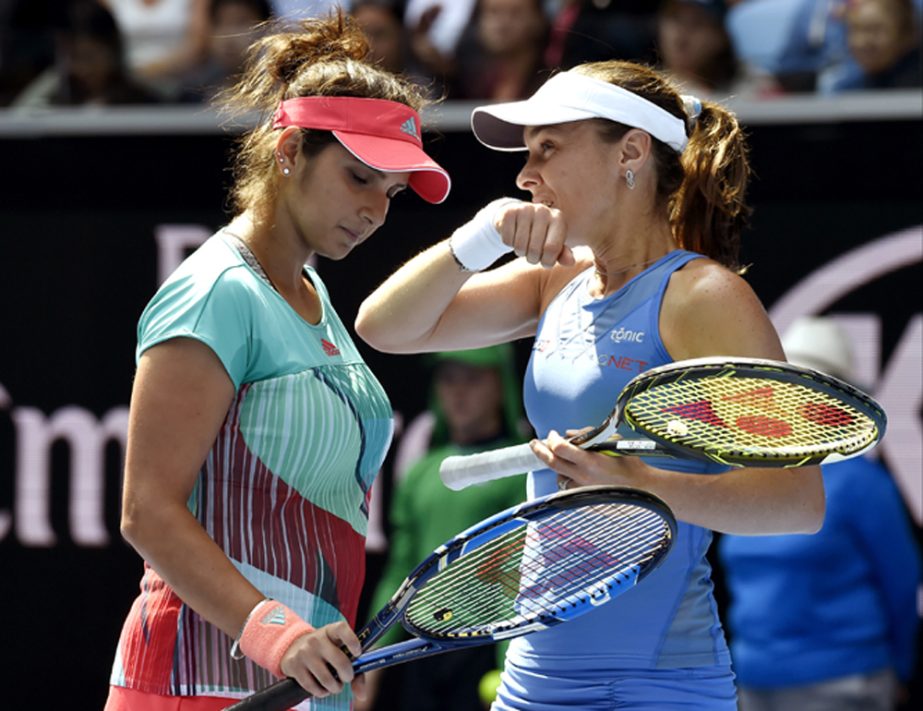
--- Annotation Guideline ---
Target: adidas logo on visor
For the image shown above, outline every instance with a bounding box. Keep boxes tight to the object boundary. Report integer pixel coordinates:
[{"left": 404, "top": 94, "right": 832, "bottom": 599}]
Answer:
[{"left": 399, "top": 117, "right": 419, "bottom": 140}]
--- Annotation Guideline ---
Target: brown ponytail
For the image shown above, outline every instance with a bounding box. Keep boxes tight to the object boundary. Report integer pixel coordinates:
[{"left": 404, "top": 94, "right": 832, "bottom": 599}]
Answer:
[
  {"left": 216, "top": 11, "right": 431, "bottom": 222},
  {"left": 574, "top": 61, "right": 752, "bottom": 272},
  {"left": 673, "top": 101, "right": 752, "bottom": 272}
]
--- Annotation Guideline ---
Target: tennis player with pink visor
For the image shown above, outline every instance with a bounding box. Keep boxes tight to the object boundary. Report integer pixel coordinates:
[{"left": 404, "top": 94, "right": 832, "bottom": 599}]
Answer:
[
  {"left": 105, "top": 16, "right": 449, "bottom": 711},
  {"left": 271, "top": 94, "right": 450, "bottom": 205},
  {"left": 357, "top": 62, "right": 824, "bottom": 710}
]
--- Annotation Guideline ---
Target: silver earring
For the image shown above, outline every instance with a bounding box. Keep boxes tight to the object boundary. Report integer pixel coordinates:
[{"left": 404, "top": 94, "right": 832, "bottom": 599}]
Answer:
[
  {"left": 282, "top": 167, "right": 291, "bottom": 176},
  {"left": 625, "top": 169, "right": 636, "bottom": 190}
]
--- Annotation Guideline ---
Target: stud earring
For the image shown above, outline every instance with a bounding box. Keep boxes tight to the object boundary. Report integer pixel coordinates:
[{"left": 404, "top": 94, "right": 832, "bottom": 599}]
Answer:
[
  {"left": 625, "top": 169, "right": 636, "bottom": 190},
  {"left": 282, "top": 167, "right": 291, "bottom": 176}
]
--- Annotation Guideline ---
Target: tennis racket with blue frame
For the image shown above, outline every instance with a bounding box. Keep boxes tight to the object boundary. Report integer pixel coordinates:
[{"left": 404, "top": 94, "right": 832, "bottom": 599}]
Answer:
[{"left": 224, "top": 485, "right": 676, "bottom": 710}]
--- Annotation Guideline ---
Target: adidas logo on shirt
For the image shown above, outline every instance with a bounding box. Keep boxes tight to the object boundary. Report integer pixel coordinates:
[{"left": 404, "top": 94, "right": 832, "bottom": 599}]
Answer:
[
  {"left": 399, "top": 117, "right": 419, "bottom": 140},
  {"left": 321, "top": 338, "right": 341, "bottom": 356}
]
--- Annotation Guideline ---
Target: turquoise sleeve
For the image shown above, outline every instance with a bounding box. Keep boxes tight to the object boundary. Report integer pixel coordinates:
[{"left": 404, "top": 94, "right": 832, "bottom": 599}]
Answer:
[{"left": 136, "top": 270, "right": 256, "bottom": 390}]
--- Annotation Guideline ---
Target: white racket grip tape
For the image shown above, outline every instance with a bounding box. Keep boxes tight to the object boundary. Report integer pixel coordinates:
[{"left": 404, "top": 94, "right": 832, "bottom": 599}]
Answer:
[
  {"left": 440, "top": 442, "right": 542, "bottom": 490},
  {"left": 448, "top": 198, "right": 521, "bottom": 271}
]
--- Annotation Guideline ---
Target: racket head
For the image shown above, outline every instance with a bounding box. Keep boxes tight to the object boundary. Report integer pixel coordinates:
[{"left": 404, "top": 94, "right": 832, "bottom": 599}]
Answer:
[
  {"left": 615, "top": 357, "right": 886, "bottom": 467},
  {"left": 393, "top": 486, "right": 675, "bottom": 645}
]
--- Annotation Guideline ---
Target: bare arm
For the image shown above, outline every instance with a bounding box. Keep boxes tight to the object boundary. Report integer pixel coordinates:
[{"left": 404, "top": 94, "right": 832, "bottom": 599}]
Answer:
[
  {"left": 121, "top": 338, "right": 363, "bottom": 697},
  {"left": 356, "top": 202, "right": 581, "bottom": 353},
  {"left": 356, "top": 240, "right": 541, "bottom": 352},
  {"left": 541, "top": 262, "right": 825, "bottom": 535},
  {"left": 121, "top": 339, "right": 257, "bottom": 634}
]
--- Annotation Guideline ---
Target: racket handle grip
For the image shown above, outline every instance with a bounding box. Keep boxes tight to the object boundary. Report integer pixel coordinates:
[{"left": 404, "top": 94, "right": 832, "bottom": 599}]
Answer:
[
  {"left": 440, "top": 442, "right": 541, "bottom": 490},
  {"left": 223, "top": 678, "right": 306, "bottom": 710}
]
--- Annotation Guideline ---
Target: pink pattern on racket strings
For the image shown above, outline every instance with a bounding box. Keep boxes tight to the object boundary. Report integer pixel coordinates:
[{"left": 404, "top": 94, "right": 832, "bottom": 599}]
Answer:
[
  {"left": 515, "top": 522, "right": 623, "bottom": 603},
  {"left": 799, "top": 401, "right": 856, "bottom": 427},
  {"left": 661, "top": 400, "right": 729, "bottom": 428},
  {"left": 474, "top": 535, "right": 528, "bottom": 597},
  {"left": 721, "top": 385, "right": 792, "bottom": 438},
  {"left": 659, "top": 386, "right": 813, "bottom": 438},
  {"left": 472, "top": 519, "right": 622, "bottom": 605},
  {"left": 734, "top": 415, "right": 792, "bottom": 438}
]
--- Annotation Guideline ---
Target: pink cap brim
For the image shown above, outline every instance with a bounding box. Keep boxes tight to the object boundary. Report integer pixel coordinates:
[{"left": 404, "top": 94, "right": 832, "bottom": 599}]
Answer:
[{"left": 333, "top": 130, "right": 451, "bottom": 205}]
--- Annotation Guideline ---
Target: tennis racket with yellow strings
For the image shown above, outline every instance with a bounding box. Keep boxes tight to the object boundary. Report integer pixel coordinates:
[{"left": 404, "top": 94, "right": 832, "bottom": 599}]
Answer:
[{"left": 440, "top": 357, "right": 886, "bottom": 490}]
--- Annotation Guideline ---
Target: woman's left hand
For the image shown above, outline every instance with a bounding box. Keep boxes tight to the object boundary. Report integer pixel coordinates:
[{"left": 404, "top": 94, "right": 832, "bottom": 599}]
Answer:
[{"left": 530, "top": 430, "right": 651, "bottom": 491}]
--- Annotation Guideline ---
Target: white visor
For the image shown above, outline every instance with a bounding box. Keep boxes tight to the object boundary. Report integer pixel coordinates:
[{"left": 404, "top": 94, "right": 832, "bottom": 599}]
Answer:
[{"left": 471, "top": 71, "right": 689, "bottom": 153}]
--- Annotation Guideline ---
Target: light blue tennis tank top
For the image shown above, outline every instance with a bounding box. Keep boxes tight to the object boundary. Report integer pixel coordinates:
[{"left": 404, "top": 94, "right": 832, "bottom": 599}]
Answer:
[{"left": 513, "top": 250, "right": 732, "bottom": 675}]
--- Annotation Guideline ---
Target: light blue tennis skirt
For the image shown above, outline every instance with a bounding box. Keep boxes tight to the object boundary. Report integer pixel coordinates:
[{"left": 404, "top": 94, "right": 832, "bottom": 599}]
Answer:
[{"left": 492, "top": 660, "right": 737, "bottom": 710}]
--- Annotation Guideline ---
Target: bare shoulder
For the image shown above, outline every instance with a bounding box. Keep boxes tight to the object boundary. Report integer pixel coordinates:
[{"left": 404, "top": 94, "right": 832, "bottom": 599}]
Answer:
[
  {"left": 662, "top": 258, "right": 784, "bottom": 360},
  {"left": 667, "top": 259, "right": 758, "bottom": 310}
]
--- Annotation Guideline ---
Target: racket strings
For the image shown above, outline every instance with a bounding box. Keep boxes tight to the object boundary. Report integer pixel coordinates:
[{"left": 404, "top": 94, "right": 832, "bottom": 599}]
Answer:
[
  {"left": 625, "top": 374, "right": 880, "bottom": 459},
  {"left": 402, "top": 503, "right": 671, "bottom": 640},
  {"left": 406, "top": 516, "right": 633, "bottom": 637}
]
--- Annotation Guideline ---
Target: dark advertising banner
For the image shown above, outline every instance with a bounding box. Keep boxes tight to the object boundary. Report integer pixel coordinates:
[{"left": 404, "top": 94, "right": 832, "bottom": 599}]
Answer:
[{"left": 1, "top": 114, "right": 920, "bottom": 708}]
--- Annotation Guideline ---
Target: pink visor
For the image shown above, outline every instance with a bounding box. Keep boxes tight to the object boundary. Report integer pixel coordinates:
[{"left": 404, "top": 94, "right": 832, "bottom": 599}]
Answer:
[{"left": 272, "top": 96, "right": 451, "bottom": 204}]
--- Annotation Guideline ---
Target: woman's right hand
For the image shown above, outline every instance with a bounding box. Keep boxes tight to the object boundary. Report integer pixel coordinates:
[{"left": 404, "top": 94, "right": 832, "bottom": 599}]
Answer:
[
  {"left": 495, "top": 201, "right": 575, "bottom": 268},
  {"left": 449, "top": 199, "right": 574, "bottom": 272},
  {"left": 280, "top": 621, "right": 365, "bottom": 699}
]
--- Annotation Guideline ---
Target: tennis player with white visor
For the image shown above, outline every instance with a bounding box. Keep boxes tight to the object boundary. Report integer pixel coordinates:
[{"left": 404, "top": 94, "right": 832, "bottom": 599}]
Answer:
[{"left": 356, "top": 61, "right": 825, "bottom": 710}]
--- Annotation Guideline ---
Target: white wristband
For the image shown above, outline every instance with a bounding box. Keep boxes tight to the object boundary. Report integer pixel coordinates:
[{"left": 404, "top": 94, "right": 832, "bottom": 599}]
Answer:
[{"left": 448, "top": 198, "right": 521, "bottom": 271}]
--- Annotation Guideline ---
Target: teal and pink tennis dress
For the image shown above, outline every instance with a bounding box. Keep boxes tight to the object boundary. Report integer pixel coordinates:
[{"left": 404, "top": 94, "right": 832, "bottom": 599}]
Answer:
[{"left": 109, "top": 233, "right": 393, "bottom": 709}]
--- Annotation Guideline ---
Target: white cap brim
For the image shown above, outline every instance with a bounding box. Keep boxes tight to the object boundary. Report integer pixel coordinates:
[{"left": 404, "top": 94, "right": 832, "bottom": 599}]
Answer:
[
  {"left": 471, "top": 103, "right": 600, "bottom": 152},
  {"left": 470, "top": 71, "right": 689, "bottom": 153}
]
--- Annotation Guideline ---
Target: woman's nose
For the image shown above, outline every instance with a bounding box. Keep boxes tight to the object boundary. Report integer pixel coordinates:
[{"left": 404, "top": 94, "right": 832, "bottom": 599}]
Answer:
[
  {"left": 361, "top": 191, "right": 389, "bottom": 230},
  {"left": 516, "top": 160, "right": 541, "bottom": 192}
]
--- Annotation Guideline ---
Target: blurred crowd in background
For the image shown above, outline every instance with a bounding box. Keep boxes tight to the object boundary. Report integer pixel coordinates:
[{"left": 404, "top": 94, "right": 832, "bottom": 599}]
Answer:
[{"left": 0, "top": 0, "right": 920, "bottom": 110}]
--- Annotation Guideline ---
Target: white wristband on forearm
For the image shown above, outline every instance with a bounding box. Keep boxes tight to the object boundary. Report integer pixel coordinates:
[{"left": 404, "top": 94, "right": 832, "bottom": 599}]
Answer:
[{"left": 448, "top": 198, "right": 521, "bottom": 272}]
